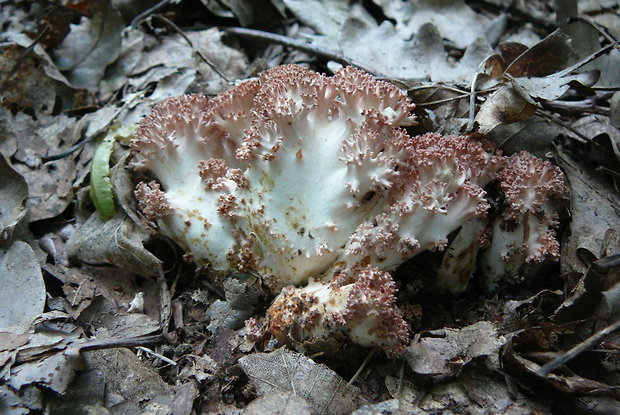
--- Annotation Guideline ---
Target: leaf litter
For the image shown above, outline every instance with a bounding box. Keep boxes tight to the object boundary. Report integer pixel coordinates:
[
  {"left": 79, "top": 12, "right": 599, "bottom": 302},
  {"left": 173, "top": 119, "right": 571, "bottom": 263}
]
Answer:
[{"left": 0, "top": 0, "right": 619, "bottom": 414}]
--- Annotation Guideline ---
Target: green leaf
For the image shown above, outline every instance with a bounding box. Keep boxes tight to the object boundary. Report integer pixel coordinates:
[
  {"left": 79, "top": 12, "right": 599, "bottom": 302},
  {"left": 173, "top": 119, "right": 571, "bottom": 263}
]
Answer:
[{"left": 90, "top": 122, "right": 137, "bottom": 221}]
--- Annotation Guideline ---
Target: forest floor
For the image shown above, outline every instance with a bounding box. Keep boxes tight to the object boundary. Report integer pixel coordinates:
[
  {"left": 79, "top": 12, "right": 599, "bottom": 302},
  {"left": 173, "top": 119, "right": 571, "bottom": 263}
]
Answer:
[{"left": 1, "top": 0, "right": 619, "bottom": 414}]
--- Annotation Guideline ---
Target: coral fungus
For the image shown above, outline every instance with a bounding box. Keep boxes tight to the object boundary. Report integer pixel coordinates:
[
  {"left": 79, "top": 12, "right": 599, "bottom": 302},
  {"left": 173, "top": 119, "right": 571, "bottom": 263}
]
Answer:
[{"left": 131, "top": 64, "right": 567, "bottom": 355}]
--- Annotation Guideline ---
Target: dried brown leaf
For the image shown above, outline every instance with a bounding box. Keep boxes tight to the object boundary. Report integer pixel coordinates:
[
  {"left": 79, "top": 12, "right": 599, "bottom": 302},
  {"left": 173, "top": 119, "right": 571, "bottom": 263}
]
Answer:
[
  {"left": 505, "top": 30, "right": 576, "bottom": 77},
  {"left": 474, "top": 85, "right": 537, "bottom": 134},
  {"left": 0, "top": 155, "right": 27, "bottom": 244},
  {"left": 53, "top": 0, "right": 123, "bottom": 91},
  {"left": 65, "top": 212, "right": 163, "bottom": 278},
  {"left": 238, "top": 348, "right": 368, "bottom": 415},
  {"left": 243, "top": 392, "right": 311, "bottom": 415},
  {"left": 373, "top": 0, "right": 495, "bottom": 49},
  {"left": 559, "top": 154, "right": 620, "bottom": 278},
  {"left": 0, "top": 242, "right": 45, "bottom": 334},
  {"left": 404, "top": 321, "right": 505, "bottom": 379}
]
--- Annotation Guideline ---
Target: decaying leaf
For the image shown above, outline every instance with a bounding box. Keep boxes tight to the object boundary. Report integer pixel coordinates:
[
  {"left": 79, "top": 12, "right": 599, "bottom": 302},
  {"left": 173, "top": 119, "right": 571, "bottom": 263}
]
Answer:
[
  {"left": 372, "top": 0, "right": 496, "bottom": 49},
  {"left": 474, "top": 85, "right": 537, "bottom": 134},
  {"left": 0, "top": 44, "right": 58, "bottom": 114},
  {"left": 128, "top": 28, "right": 248, "bottom": 96},
  {"left": 239, "top": 348, "right": 368, "bottom": 415},
  {"left": 417, "top": 368, "right": 550, "bottom": 414},
  {"left": 0, "top": 155, "right": 27, "bottom": 244},
  {"left": 65, "top": 212, "right": 163, "bottom": 278},
  {"left": 0, "top": 242, "right": 46, "bottom": 334},
  {"left": 53, "top": 0, "right": 123, "bottom": 90},
  {"left": 310, "top": 18, "right": 492, "bottom": 82},
  {"left": 0, "top": 109, "right": 82, "bottom": 221},
  {"left": 206, "top": 275, "right": 261, "bottom": 332},
  {"left": 82, "top": 348, "right": 198, "bottom": 415},
  {"left": 484, "top": 116, "right": 567, "bottom": 156},
  {"left": 243, "top": 392, "right": 311, "bottom": 415},
  {"left": 404, "top": 321, "right": 505, "bottom": 379},
  {"left": 559, "top": 154, "right": 620, "bottom": 278},
  {"left": 9, "top": 348, "right": 84, "bottom": 395}
]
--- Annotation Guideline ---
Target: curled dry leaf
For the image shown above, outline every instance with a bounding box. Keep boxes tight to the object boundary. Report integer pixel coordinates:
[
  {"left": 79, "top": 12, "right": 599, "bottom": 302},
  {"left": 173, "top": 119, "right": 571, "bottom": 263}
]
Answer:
[
  {"left": 474, "top": 84, "right": 537, "bottom": 134},
  {"left": 65, "top": 212, "right": 163, "bottom": 278},
  {"left": 474, "top": 29, "right": 601, "bottom": 133}
]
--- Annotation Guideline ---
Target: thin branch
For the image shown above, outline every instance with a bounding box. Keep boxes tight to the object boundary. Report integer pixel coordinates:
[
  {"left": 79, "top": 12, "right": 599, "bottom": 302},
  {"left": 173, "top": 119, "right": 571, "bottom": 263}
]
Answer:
[
  {"left": 0, "top": 25, "right": 48, "bottom": 94},
  {"left": 221, "top": 26, "right": 381, "bottom": 75},
  {"left": 153, "top": 15, "right": 232, "bottom": 85},
  {"left": 74, "top": 334, "right": 164, "bottom": 352},
  {"left": 466, "top": 71, "right": 480, "bottom": 132},
  {"left": 418, "top": 93, "right": 470, "bottom": 107},
  {"left": 347, "top": 348, "right": 376, "bottom": 386},
  {"left": 535, "top": 109, "right": 590, "bottom": 142},
  {"left": 538, "top": 319, "right": 620, "bottom": 377},
  {"left": 131, "top": 0, "right": 172, "bottom": 28},
  {"left": 542, "top": 99, "right": 611, "bottom": 116},
  {"left": 137, "top": 346, "right": 177, "bottom": 366}
]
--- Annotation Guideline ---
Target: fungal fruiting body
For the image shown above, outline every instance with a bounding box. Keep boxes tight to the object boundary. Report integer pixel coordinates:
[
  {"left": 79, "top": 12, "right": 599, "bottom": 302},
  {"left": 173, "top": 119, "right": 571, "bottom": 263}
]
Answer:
[
  {"left": 131, "top": 65, "right": 567, "bottom": 355},
  {"left": 479, "top": 152, "right": 568, "bottom": 290}
]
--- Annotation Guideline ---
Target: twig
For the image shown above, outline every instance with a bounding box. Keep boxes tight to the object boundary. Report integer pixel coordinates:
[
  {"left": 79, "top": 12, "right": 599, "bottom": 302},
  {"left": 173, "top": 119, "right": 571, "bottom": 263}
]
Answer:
[
  {"left": 535, "top": 109, "right": 590, "bottom": 142},
  {"left": 571, "top": 16, "right": 618, "bottom": 45},
  {"left": 542, "top": 99, "right": 611, "bottom": 116},
  {"left": 417, "top": 93, "right": 470, "bottom": 107},
  {"left": 407, "top": 84, "right": 469, "bottom": 94},
  {"left": 131, "top": 0, "right": 172, "bottom": 28},
  {"left": 74, "top": 334, "right": 164, "bottom": 352},
  {"left": 137, "top": 346, "right": 177, "bottom": 366},
  {"left": 0, "top": 25, "right": 48, "bottom": 94},
  {"left": 466, "top": 71, "right": 481, "bottom": 132},
  {"left": 347, "top": 348, "right": 376, "bottom": 386},
  {"left": 221, "top": 26, "right": 381, "bottom": 76},
  {"left": 538, "top": 319, "right": 620, "bottom": 377},
  {"left": 154, "top": 15, "right": 232, "bottom": 85}
]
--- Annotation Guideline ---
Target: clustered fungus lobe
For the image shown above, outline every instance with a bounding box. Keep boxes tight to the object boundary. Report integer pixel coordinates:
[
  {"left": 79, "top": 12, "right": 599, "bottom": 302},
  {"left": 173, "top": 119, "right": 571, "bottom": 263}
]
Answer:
[{"left": 131, "top": 65, "right": 567, "bottom": 355}]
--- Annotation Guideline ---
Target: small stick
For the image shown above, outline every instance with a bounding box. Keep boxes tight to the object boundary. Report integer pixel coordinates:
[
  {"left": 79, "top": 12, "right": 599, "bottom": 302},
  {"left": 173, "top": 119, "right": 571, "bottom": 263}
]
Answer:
[
  {"left": 137, "top": 346, "right": 177, "bottom": 366},
  {"left": 535, "top": 110, "right": 590, "bottom": 142},
  {"left": 75, "top": 334, "right": 164, "bottom": 352},
  {"left": 221, "top": 26, "right": 381, "bottom": 76},
  {"left": 538, "top": 319, "right": 620, "bottom": 377},
  {"left": 131, "top": 0, "right": 172, "bottom": 28},
  {"left": 347, "top": 348, "right": 376, "bottom": 386},
  {"left": 542, "top": 99, "right": 610, "bottom": 116},
  {"left": 153, "top": 15, "right": 232, "bottom": 85}
]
